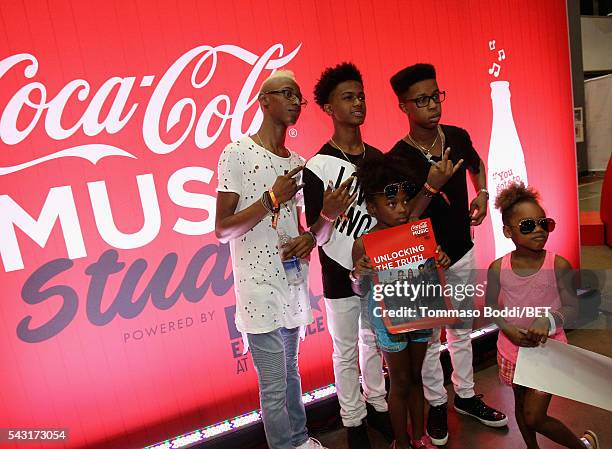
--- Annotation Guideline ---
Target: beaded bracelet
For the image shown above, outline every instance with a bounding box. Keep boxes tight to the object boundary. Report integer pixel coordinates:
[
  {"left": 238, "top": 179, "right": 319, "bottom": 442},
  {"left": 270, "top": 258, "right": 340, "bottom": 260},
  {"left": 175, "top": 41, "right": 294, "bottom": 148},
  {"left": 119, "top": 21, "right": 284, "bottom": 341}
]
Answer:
[
  {"left": 422, "top": 186, "right": 435, "bottom": 198},
  {"left": 260, "top": 191, "right": 273, "bottom": 213}
]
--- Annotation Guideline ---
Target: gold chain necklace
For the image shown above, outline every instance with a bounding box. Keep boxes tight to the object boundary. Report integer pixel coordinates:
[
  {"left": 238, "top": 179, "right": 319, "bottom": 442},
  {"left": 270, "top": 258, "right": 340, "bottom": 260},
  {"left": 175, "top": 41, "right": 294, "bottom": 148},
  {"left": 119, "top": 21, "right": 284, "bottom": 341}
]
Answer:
[
  {"left": 405, "top": 126, "right": 445, "bottom": 163},
  {"left": 406, "top": 125, "right": 442, "bottom": 154},
  {"left": 329, "top": 138, "right": 366, "bottom": 166}
]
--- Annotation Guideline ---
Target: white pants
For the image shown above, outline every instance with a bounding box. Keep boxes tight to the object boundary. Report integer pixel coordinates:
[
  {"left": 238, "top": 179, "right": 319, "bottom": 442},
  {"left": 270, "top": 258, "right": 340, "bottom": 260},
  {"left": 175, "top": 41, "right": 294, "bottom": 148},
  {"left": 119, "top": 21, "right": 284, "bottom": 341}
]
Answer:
[
  {"left": 325, "top": 295, "right": 388, "bottom": 427},
  {"left": 422, "top": 246, "right": 477, "bottom": 406}
]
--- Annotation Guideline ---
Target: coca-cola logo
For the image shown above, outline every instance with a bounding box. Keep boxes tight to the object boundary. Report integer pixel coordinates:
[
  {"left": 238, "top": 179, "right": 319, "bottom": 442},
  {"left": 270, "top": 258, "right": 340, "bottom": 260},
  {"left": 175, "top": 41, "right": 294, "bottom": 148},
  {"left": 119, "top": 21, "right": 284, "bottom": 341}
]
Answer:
[
  {"left": 1, "top": 43, "right": 302, "bottom": 342},
  {"left": 411, "top": 221, "right": 428, "bottom": 236},
  {"left": 0, "top": 43, "right": 301, "bottom": 174}
]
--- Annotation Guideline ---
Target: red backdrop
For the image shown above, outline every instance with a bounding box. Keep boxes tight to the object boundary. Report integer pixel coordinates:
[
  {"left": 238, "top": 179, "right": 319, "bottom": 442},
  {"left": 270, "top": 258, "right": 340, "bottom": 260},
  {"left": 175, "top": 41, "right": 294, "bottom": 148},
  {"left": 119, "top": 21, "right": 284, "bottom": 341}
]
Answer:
[{"left": 0, "top": 1, "right": 578, "bottom": 448}]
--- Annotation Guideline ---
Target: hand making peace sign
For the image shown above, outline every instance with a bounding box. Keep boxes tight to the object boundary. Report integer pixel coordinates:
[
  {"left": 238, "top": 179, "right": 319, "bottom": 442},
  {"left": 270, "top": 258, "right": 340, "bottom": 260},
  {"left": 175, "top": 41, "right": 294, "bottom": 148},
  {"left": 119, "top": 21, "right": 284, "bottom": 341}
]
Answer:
[{"left": 321, "top": 176, "right": 358, "bottom": 220}]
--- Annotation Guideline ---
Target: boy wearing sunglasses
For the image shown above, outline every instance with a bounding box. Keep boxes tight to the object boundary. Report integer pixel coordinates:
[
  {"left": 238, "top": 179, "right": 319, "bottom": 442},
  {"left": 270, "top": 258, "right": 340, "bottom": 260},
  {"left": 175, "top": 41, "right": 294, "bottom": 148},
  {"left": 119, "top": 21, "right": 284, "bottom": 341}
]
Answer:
[{"left": 388, "top": 63, "right": 507, "bottom": 445}]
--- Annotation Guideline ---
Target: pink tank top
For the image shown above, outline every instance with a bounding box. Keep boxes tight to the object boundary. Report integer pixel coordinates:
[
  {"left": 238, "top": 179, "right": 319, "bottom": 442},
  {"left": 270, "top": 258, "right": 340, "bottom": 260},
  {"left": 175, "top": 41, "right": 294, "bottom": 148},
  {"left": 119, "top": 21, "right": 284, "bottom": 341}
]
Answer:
[{"left": 497, "top": 250, "right": 567, "bottom": 363}]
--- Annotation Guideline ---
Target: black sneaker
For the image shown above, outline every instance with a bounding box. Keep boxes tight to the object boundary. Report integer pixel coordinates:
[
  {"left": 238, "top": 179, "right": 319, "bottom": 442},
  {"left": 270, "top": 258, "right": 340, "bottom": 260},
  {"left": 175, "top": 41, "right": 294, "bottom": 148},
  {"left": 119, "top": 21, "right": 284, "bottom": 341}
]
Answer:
[
  {"left": 347, "top": 421, "right": 372, "bottom": 449},
  {"left": 426, "top": 402, "right": 448, "bottom": 446},
  {"left": 365, "top": 404, "right": 394, "bottom": 443},
  {"left": 453, "top": 394, "right": 508, "bottom": 427}
]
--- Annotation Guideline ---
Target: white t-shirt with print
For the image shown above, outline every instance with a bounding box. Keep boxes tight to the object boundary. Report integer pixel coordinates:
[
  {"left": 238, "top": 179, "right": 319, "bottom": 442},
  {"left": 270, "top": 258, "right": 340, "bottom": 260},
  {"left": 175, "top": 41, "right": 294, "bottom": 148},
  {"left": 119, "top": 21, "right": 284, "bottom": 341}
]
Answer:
[{"left": 216, "top": 136, "right": 313, "bottom": 334}]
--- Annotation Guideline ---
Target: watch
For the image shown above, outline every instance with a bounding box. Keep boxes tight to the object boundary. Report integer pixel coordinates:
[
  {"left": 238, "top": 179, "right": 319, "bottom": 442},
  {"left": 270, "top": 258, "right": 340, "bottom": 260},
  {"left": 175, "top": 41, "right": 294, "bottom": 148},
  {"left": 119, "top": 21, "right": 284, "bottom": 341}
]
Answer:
[{"left": 478, "top": 188, "right": 489, "bottom": 199}]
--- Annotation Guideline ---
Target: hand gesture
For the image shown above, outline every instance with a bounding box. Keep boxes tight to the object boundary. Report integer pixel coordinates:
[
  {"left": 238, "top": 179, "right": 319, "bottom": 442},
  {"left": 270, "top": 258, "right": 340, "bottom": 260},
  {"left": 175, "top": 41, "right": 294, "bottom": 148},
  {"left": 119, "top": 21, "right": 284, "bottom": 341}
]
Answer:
[
  {"left": 435, "top": 246, "right": 451, "bottom": 269},
  {"left": 470, "top": 192, "right": 488, "bottom": 226},
  {"left": 281, "top": 233, "right": 316, "bottom": 260},
  {"left": 503, "top": 325, "right": 538, "bottom": 347},
  {"left": 271, "top": 166, "right": 304, "bottom": 204},
  {"left": 321, "top": 177, "right": 358, "bottom": 220},
  {"left": 525, "top": 316, "right": 550, "bottom": 344},
  {"left": 353, "top": 254, "right": 375, "bottom": 280},
  {"left": 426, "top": 148, "right": 464, "bottom": 190}
]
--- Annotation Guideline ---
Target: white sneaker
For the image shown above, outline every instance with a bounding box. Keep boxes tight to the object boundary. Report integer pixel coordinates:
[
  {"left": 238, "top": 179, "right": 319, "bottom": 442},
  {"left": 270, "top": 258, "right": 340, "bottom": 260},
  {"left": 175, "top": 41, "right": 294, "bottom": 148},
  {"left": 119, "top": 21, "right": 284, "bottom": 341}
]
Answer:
[{"left": 294, "top": 437, "right": 328, "bottom": 449}]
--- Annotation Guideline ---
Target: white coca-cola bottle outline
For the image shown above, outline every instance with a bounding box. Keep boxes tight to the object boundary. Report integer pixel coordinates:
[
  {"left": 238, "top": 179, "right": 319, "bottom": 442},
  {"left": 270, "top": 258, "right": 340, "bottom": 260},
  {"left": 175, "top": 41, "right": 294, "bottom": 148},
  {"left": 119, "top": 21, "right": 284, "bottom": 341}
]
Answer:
[{"left": 487, "top": 80, "right": 529, "bottom": 257}]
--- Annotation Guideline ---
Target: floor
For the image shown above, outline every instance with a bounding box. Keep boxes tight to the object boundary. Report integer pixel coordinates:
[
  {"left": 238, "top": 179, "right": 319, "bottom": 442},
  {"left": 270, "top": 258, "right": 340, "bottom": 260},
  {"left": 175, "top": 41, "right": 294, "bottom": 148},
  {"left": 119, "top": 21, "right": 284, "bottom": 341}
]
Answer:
[
  {"left": 314, "top": 309, "right": 612, "bottom": 449},
  {"left": 312, "top": 176, "right": 612, "bottom": 449},
  {"left": 578, "top": 174, "right": 604, "bottom": 212}
]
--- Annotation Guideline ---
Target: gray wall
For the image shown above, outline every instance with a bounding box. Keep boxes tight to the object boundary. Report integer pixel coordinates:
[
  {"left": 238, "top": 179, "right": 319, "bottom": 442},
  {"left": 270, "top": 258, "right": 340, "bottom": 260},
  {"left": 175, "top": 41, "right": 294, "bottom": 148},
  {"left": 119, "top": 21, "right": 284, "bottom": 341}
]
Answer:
[
  {"left": 581, "top": 16, "right": 612, "bottom": 72},
  {"left": 567, "top": 0, "right": 588, "bottom": 173}
]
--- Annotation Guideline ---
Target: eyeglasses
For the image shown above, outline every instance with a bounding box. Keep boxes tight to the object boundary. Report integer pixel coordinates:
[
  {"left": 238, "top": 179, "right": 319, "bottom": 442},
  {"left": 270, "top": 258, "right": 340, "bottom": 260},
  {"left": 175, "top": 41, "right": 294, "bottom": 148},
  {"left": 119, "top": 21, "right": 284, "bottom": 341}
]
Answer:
[
  {"left": 373, "top": 181, "right": 419, "bottom": 199},
  {"left": 264, "top": 89, "right": 308, "bottom": 106},
  {"left": 403, "top": 91, "right": 446, "bottom": 108},
  {"left": 509, "top": 217, "right": 556, "bottom": 234}
]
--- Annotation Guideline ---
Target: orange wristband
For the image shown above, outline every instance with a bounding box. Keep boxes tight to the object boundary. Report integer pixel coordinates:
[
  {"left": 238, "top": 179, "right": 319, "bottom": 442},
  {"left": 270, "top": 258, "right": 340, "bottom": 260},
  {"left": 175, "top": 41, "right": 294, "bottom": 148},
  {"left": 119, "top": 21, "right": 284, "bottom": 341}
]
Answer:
[
  {"left": 269, "top": 189, "right": 279, "bottom": 210},
  {"left": 424, "top": 182, "right": 439, "bottom": 194}
]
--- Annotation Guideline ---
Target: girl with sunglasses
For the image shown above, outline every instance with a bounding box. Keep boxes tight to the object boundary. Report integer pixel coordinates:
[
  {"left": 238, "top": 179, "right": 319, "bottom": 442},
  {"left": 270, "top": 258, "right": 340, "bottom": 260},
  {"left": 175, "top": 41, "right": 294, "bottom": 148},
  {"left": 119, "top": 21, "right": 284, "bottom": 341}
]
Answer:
[
  {"left": 485, "top": 182, "right": 599, "bottom": 449},
  {"left": 350, "top": 152, "right": 458, "bottom": 449}
]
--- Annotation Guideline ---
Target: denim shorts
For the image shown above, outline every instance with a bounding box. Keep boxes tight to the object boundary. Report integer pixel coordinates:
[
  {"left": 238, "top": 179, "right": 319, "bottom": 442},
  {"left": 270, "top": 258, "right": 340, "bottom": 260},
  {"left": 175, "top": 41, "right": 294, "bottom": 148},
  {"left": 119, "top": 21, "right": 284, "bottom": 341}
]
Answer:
[{"left": 374, "top": 326, "right": 433, "bottom": 353}]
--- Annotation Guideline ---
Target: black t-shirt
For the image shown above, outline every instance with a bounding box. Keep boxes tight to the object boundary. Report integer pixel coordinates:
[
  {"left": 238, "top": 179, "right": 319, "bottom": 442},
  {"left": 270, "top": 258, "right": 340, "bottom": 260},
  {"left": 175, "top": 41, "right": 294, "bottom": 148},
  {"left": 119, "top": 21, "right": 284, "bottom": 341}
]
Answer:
[
  {"left": 303, "top": 143, "right": 382, "bottom": 299},
  {"left": 387, "top": 124, "right": 482, "bottom": 265}
]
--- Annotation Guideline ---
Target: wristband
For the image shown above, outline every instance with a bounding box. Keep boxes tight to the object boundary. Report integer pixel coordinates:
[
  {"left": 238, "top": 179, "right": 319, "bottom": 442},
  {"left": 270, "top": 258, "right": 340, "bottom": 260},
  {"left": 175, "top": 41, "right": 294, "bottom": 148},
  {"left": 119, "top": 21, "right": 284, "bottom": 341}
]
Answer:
[
  {"left": 320, "top": 211, "right": 335, "bottom": 223},
  {"left": 269, "top": 189, "right": 280, "bottom": 210},
  {"left": 547, "top": 312, "right": 556, "bottom": 336},
  {"left": 439, "top": 191, "right": 451, "bottom": 205},
  {"left": 424, "top": 182, "right": 439, "bottom": 194},
  {"left": 423, "top": 183, "right": 450, "bottom": 205},
  {"left": 478, "top": 188, "right": 490, "bottom": 199},
  {"left": 551, "top": 310, "right": 565, "bottom": 328}
]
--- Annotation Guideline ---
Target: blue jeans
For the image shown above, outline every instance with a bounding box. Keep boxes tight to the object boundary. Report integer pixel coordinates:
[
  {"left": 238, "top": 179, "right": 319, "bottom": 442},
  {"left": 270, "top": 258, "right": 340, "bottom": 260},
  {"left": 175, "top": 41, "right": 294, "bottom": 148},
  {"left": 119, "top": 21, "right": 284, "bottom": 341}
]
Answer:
[{"left": 247, "top": 327, "right": 309, "bottom": 449}]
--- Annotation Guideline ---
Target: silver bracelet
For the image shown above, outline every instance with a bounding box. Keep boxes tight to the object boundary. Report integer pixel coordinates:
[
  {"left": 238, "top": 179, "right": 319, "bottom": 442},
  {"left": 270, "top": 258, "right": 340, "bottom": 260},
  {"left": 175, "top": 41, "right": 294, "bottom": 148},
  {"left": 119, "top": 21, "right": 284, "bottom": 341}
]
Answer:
[{"left": 303, "top": 230, "right": 317, "bottom": 247}]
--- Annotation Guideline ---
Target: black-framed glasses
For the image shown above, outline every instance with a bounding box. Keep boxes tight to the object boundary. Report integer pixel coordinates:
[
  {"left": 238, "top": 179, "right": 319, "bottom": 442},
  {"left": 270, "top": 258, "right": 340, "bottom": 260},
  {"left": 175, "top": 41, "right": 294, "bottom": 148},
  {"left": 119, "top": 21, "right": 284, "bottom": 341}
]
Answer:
[
  {"left": 264, "top": 88, "right": 308, "bottom": 106},
  {"left": 403, "top": 91, "right": 446, "bottom": 108},
  {"left": 509, "top": 217, "right": 556, "bottom": 234},
  {"left": 373, "top": 181, "right": 419, "bottom": 199}
]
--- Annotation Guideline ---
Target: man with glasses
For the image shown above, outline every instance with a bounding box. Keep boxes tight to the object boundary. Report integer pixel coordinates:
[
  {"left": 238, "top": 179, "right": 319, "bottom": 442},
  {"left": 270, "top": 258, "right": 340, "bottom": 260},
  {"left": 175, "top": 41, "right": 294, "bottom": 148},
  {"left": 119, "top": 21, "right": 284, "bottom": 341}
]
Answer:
[
  {"left": 216, "top": 70, "right": 326, "bottom": 449},
  {"left": 387, "top": 63, "right": 507, "bottom": 446}
]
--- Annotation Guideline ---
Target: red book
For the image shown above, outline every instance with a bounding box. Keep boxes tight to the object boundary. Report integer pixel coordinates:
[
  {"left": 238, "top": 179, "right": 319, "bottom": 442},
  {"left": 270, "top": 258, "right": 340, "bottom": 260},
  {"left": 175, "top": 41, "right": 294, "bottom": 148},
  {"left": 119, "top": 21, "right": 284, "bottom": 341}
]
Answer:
[{"left": 362, "top": 218, "right": 457, "bottom": 333}]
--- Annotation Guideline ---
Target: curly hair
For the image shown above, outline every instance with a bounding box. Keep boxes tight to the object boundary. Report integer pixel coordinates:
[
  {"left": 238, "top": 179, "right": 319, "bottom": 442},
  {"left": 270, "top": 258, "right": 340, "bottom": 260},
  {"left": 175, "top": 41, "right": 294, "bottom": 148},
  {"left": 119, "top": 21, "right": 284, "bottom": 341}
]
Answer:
[
  {"left": 390, "top": 63, "right": 436, "bottom": 98},
  {"left": 495, "top": 182, "right": 540, "bottom": 225},
  {"left": 313, "top": 62, "right": 363, "bottom": 109},
  {"left": 355, "top": 152, "right": 419, "bottom": 198}
]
